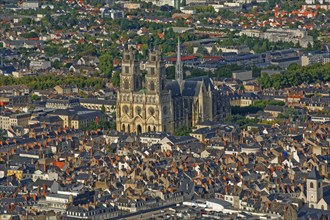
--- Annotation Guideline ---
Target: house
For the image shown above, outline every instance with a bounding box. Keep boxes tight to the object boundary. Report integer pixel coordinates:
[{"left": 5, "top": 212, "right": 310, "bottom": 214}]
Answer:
[
  {"left": 190, "top": 127, "right": 216, "bottom": 142},
  {"left": 310, "top": 114, "right": 330, "bottom": 123},
  {"left": 264, "top": 105, "right": 284, "bottom": 117},
  {"left": 79, "top": 98, "right": 116, "bottom": 114},
  {"left": 306, "top": 167, "right": 330, "bottom": 210}
]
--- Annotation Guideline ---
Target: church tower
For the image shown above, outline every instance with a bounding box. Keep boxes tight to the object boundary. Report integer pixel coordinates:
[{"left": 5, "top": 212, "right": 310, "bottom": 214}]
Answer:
[
  {"left": 145, "top": 50, "right": 166, "bottom": 94},
  {"left": 120, "top": 50, "right": 141, "bottom": 92},
  {"left": 175, "top": 38, "right": 183, "bottom": 86},
  {"left": 116, "top": 49, "right": 141, "bottom": 133},
  {"left": 306, "top": 167, "right": 323, "bottom": 208},
  {"left": 116, "top": 49, "right": 174, "bottom": 134}
]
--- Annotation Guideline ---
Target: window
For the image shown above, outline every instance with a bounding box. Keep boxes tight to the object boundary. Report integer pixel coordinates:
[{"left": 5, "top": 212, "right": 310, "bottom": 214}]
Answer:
[
  {"left": 124, "top": 80, "right": 129, "bottom": 90},
  {"left": 135, "top": 106, "right": 142, "bottom": 115},
  {"left": 150, "top": 82, "right": 155, "bottom": 91},
  {"left": 310, "top": 182, "right": 314, "bottom": 189},
  {"left": 125, "top": 66, "right": 129, "bottom": 74},
  {"left": 150, "top": 67, "right": 155, "bottom": 75}
]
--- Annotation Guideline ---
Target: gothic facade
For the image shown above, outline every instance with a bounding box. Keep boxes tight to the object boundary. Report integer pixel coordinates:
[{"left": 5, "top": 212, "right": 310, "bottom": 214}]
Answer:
[{"left": 116, "top": 46, "right": 231, "bottom": 134}]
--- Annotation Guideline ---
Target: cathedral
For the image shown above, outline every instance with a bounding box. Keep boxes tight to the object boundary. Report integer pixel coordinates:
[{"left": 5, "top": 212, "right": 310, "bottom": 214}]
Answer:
[{"left": 116, "top": 41, "right": 231, "bottom": 134}]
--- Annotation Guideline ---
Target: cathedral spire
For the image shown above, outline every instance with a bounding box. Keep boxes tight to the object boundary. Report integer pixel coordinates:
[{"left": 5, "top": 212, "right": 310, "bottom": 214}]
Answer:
[{"left": 175, "top": 37, "right": 183, "bottom": 83}]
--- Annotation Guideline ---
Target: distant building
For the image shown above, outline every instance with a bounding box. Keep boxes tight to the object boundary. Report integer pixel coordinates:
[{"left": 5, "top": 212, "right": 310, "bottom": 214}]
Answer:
[
  {"left": 19, "top": 0, "right": 39, "bottom": 9},
  {"left": 230, "top": 92, "right": 260, "bottom": 107},
  {"left": 46, "top": 98, "right": 80, "bottom": 109},
  {"left": 218, "top": 45, "right": 250, "bottom": 54},
  {"left": 301, "top": 52, "right": 330, "bottom": 66},
  {"left": 66, "top": 204, "right": 119, "bottom": 219},
  {"left": 306, "top": 167, "right": 329, "bottom": 210},
  {"left": 116, "top": 44, "right": 231, "bottom": 134},
  {"left": 0, "top": 112, "right": 31, "bottom": 130},
  {"left": 310, "top": 114, "right": 330, "bottom": 123},
  {"left": 264, "top": 105, "right": 284, "bottom": 117},
  {"left": 49, "top": 106, "right": 105, "bottom": 129},
  {"left": 0, "top": 85, "right": 30, "bottom": 107},
  {"left": 54, "top": 85, "right": 79, "bottom": 95},
  {"left": 240, "top": 28, "right": 314, "bottom": 48},
  {"left": 141, "top": 0, "right": 180, "bottom": 9},
  {"left": 79, "top": 98, "right": 116, "bottom": 114},
  {"left": 100, "top": 8, "right": 124, "bottom": 19},
  {"left": 232, "top": 70, "right": 253, "bottom": 81},
  {"left": 270, "top": 56, "right": 301, "bottom": 69},
  {"left": 123, "top": 3, "right": 141, "bottom": 9},
  {"left": 30, "top": 60, "right": 51, "bottom": 70}
]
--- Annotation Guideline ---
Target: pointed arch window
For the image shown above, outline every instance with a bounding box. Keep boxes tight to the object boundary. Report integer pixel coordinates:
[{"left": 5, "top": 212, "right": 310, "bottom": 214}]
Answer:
[
  {"left": 124, "top": 80, "right": 129, "bottom": 90},
  {"left": 150, "top": 67, "right": 155, "bottom": 75},
  {"left": 150, "top": 82, "right": 155, "bottom": 91},
  {"left": 125, "top": 66, "right": 129, "bottom": 74}
]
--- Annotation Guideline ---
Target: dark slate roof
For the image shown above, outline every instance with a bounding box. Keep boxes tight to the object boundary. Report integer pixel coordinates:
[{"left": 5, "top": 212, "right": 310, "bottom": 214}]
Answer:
[
  {"left": 308, "top": 167, "right": 321, "bottom": 180},
  {"left": 79, "top": 98, "right": 116, "bottom": 105},
  {"left": 264, "top": 105, "right": 284, "bottom": 112},
  {"left": 182, "top": 81, "right": 200, "bottom": 97},
  {"left": 165, "top": 80, "right": 181, "bottom": 97}
]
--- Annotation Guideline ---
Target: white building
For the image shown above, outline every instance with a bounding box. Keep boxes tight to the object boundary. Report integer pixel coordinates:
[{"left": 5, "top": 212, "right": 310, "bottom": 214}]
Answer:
[
  {"left": 30, "top": 60, "right": 51, "bottom": 70},
  {"left": 232, "top": 70, "right": 253, "bottom": 81},
  {"left": 306, "top": 167, "right": 329, "bottom": 210},
  {"left": 20, "top": 1, "right": 39, "bottom": 9}
]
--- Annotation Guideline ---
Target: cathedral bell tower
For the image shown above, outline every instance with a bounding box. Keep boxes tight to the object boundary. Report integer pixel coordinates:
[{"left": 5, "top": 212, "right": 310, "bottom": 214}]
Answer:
[
  {"left": 307, "top": 167, "right": 323, "bottom": 209},
  {"left": 145, "top": 50, "right": 166, "bottom": 94},
  {"left": 120, "top": 50, "right": 141, "bottom": 92}
]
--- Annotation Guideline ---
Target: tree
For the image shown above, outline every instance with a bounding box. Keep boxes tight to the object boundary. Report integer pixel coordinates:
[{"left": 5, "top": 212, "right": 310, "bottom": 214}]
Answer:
[
  {"left": 174, "top": 126, "right": 192, "bottom": 136},
  {"left": 31, "top": 94, "right": 39, "bottom": 101},
  {"left": 101, "top": 104, "right": 106, "bottom": 113},
  {"left": 21, "top": 32, "right": 38, "bottom": 39},
  {"left": 166, "top": 66, "right": 175, "bottom": 79},
  {"left": 51, "top": 60, "right": 62, "bottom": 69},
  {"left": 111, "top": 71, "right": 120, "bottom": 87},
  {"left": 21, "top": 17, "right": 32, "bottom": 26},
  {"left": 99, "top": 53, "right": 114, "bottom": 77},
  {"left": 258, "top": 73, "right": 272, "bottom": 89}
]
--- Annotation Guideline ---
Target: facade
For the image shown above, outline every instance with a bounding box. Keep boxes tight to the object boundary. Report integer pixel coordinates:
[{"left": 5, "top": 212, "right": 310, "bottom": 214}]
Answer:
[
  {"left": 306, "top": 167, "right": 329, "bottom": 210},
  {"left": 240, "top": 28, "right": 314, "bottom": 48},
  {"left": 232, "top": 70, "right": 253, "bottom": 81},
  {"left": 0, "top": 112, "right": 31, "bottom": 130},
  {"left": 49, "top": 107, "right": 105, "bottom": 129},
  {"left": 116, "top": 46, "right": 230, "bottom": 134},
  {"left": 46, "top": 98, "right": 80, "bottom": 109},
  {"left": 230, "top": 93, "right": 260, "bottom": 107},
  {"left": 30, "top": 60, "right": 51, "bottom": 70},
  {"left": 79, "top": 98, "right": 116, "bottom": 114},
  {"left": 301, "top": 52, "right": 330, "bottom": 66},
  {"left": 19, "top": 1, "right": 39, "bottom": 9}
]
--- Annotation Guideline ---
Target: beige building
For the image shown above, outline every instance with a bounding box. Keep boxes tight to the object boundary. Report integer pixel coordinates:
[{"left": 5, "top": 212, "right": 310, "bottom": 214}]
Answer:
[
  {"left": 0, "top": 112, "right": 31, "bottom": 129},
  {"left": 230, "top": 93, "right": 260, "bottom": 107},
  {"left": 49, "top": 107, "right": 105, "bottom": 129},
  {"left": 116, "top": 50, "right": 172, "bottom": 134},
  {"left": 116, "top": 49, "right": 231, "bottom": 134},
  {"left": 79, "top": 98, "right": 116, "bottom": 114}
]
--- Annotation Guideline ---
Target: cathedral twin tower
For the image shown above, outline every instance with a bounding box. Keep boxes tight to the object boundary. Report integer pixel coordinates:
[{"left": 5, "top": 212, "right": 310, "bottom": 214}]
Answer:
[
  {"left": 116, "top": 50, "right": 173, "bottom": 134},
  {"left": 116, "top": 43, "right": 231, "bottom": 134}
]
